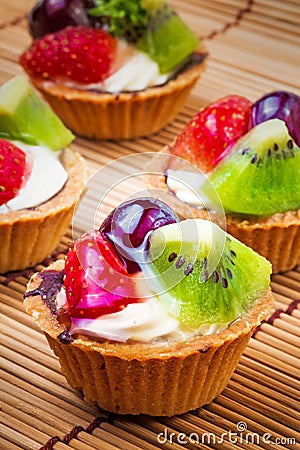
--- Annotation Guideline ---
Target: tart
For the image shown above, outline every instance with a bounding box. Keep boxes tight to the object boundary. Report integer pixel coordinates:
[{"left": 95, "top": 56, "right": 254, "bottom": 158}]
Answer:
[
  {"left": 147, "top": 92, "right": 300, "bottom": 273},
  {"left": 20, "top": 1, "right": 207, "bottom": 139},
  {"left": 0, "top": 76, "right": 87, "bottom": 273},
  {"left": 1, "top": 147, "right": 86, "bottom": 273},
  {"left": 24, "top": 197, "right": 274, "bottom": 416},
  {"left": 29, "top": 50, "right": 207, "bottom": 140}
]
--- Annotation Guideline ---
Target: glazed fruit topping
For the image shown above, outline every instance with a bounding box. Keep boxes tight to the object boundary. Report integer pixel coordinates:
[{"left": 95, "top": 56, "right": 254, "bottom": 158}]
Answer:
[
  {"left": 171, "top": 95, "right": 251, "bottom": 172},
  {"left": 27, "top": 0, "right": 199, "bottom": 76},
  {"left": 205, "top": 119, "right": 300, "bottom": 216},
  {"left": 20, "top": 26, "right": 117, "bottom": 83},
  {"left": 100, "top": 197, "right": 179, "bottom": 274},
  {"left": 88, "top": 0, "right": 148, "bottom": 42},
  {"left": 251, "top": 90, "right": 300, "bottom": 147},
  {"left": 0, "top": 138, "right": 28, "bottom": 206},
  {"left": 28, "top": 0, "right": 148, "bottom": 41},
  {"left": 0, "top": 76, "right": 74, "bottom": 150},
  {"left": 136, "top": 0, "right": 199, "bottom": 73},
  {"left": 148, "top": 219, "right": 271, "bottom": 328},
  {"left": 64, "top": 230, "right": 138, "bottom": 319},
  {"left": 45, "top": 197, "right": 271, "bottom": 330},
  {"left": 63, "top": 198, "right": 179, "bottom": 319}
]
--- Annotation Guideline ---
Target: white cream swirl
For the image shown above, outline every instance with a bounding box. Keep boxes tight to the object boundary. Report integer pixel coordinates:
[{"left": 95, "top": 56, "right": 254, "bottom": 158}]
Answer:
[
  {"left": 0, "top": 141, "right": 68, "bottom": 213},
  {"left": 167, "top": 168, "right": 210, "bottom": 207},
  {"left": 69, "top": 297, "right": 181, "bottom": 343},
  {"left": 166, "top": 168, "right": 224, "bottom": 212},
  {"left": 56, "top": 286, "right": 229, "bottom": 343},
  {"left": 102, "top": 51, "right": 170, "bottom": 93},
  {"left": 61, "top": 40, "right": 172, "bottom": 93}
]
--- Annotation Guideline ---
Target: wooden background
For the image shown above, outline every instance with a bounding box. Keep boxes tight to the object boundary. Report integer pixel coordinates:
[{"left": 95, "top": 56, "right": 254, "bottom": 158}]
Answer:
[{"left": 1, "top": 1, "right": 299, "bottom": 449}]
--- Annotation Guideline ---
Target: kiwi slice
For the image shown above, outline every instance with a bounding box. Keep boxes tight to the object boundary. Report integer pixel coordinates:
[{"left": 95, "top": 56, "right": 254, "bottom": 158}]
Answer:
[
  {"left": 0, "top": 76, "right": 74, "bottom": 150},
  {"left": 137, "top": 0, "right": 199, "bottom": 73},
  {"left": 206, "top": 119, "right": 300, "bottom": 216},
  {"left": 147, "top": 219, "right": 271, "bottom": 328}
]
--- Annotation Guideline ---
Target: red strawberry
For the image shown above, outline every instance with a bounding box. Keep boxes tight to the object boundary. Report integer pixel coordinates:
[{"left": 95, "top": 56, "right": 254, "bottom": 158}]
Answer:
[
  {"left": 0, "top": 139, "right": 27, "bottom": 206},
  {"left": 64, "top": 230, "right": 139, "bottom": 319},
  {"left": 20, "top": 26, "right": 117, "bottom": 84},
  {"left": 171, "top": 95, "right": 251, "bottom": 172}
]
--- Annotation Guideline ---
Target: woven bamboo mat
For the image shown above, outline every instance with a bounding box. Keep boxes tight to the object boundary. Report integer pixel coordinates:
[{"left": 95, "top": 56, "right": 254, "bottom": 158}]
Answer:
[{"left": 1, "top": 1, "right": 300, "bottom": 449}]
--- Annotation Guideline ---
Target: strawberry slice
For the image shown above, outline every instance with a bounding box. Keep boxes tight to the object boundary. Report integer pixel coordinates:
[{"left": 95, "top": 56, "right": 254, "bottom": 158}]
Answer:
[
  {"left": 171, "top": 95, "right": 251, "bottom": 172},
  {"left": 64, "top": 230, "right": 139, "bottom": 319},
  {"left": 0, "top": 139, "right": 27, "bottom": 206},
  {"left": 20, "top": 26, "right": 117, "bottom": 84}
]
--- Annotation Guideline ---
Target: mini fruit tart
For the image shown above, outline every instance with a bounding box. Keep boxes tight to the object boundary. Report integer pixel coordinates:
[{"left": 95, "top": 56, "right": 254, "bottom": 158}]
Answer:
[
  {"left": 19, "top": 0, "right": 207, "bottom": 140},
  {"left": 24, "top": 197, "right": 274, "bottom": 416},
  {"left": 0, "top": 75, "right": 87, "bottom": 273},
  {"left": 147, "top": 91, "right": 300, "bottom": 273}
]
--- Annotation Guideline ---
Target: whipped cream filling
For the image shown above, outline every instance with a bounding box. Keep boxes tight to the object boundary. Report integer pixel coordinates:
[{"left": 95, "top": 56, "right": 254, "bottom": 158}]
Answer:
[
  {"left": 61, "top": 40, "right": 172, "bottom": 93},
  {"left": 70, "top": 297, "right": 181, "bottom": 343},
  {"left": 56, "top": 285, "right": 229, "bottom": 343},
  {"left": 0, "top": 141, "right": 68, "bottom": 213},
  {"left": 167, "top": 169, "right": 219, "bottom": 210},
  {"left": 102, "top": 51, "right": 170, "bottom": 93}
]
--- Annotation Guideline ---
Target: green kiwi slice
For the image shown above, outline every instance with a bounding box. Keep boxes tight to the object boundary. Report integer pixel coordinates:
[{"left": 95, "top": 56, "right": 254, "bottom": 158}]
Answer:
[
  {"left": 0, "top": 76, "right": 74, "bottom": 150},
  {"left": 137, "top": 1, "right": 199, "bottom": 73},
  {"left": 147, "top": 219, "right": 271, "bottom": 329},
  {"left": 206, "top": 119, "right": 300, "bottom": 216}
]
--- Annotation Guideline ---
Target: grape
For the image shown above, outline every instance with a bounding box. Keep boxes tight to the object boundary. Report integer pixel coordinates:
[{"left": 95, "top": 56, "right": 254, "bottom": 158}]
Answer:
[
  {"left": 100, "top": 198, "right": 179, "bottom": 274},
  {"left": 29, "top": 0, "right": 91, "bottom": 39},
  {"left": 251, "top": 91, "right": 300, "bottom": 146}
]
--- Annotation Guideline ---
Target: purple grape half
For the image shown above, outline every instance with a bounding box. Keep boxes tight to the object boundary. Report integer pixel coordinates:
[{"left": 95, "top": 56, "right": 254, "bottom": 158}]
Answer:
[
  {"left": 29, "top": 0, "right": 91, "bottom": 39},
  {"left": 251, "top": 91, "right": 300, "bottom": 146},
  {"left": 100, "top": 198, "right": 179, "bottom": 274}
]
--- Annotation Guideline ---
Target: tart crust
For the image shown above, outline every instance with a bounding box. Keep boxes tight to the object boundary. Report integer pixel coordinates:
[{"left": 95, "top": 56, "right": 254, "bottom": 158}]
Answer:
[
  {"left": 28, "top": 47, "right": 207, "bottom": 140},
  {"left": 0, "top": 148, "right": 87, "bottom": 273},
  {"left": 24, "top": 259, "right": 274, "bottom": 416},
  {"left": 146, "top": 147, "right": 300, "bottom": 273}
]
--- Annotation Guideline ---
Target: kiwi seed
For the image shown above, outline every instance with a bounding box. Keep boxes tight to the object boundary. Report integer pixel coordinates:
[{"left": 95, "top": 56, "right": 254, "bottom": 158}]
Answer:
[
  {"left": 241, "top": 147, "right": 250, "bottom": 155},
  {"left": 184, "top": 263, "right": 194, "bottom": 276},
  {"left": 213, "top": 271, "right": 219, "bottom": 283},
  {"left": 203, "top": 270, "right": 209, "bottom": 282},
  {"left": 176, "top": 255, "right": 185, "bottom": 269},
  {"left": 250, "top": 154, "right": 258, "bottom": 164},
  {"left": 226, "top": 268, "right": 233, "bottom": 279},
  {"left": 168, "top": 252, "right": 177, "bottom": 262},
  {"left": 221, "top": 277, "right": 228, "bottom": 288}
]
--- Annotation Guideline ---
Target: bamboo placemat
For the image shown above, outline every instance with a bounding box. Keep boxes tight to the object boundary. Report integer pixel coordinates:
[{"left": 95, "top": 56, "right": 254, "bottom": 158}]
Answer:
[{"left": 1, "top": 1, "right": 300, "bottom": 449}]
